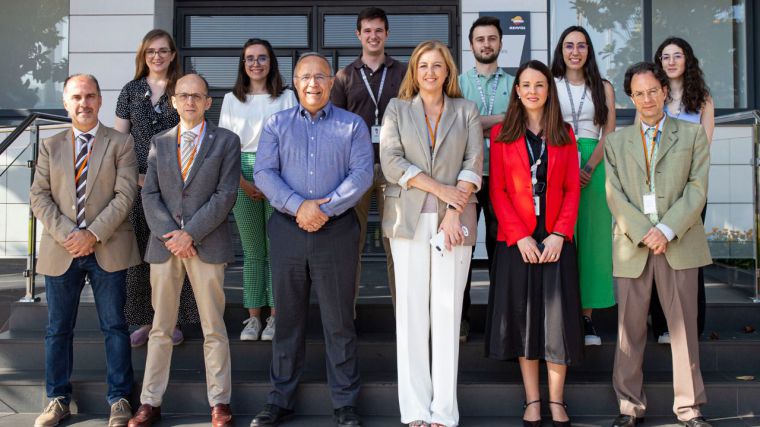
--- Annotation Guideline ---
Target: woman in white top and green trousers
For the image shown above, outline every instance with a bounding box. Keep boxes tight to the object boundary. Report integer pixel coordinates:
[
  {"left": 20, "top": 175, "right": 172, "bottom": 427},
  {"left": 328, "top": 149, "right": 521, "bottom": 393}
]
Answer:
[{"left": 219, "top": 38, "right": 297, "bottom": 341}]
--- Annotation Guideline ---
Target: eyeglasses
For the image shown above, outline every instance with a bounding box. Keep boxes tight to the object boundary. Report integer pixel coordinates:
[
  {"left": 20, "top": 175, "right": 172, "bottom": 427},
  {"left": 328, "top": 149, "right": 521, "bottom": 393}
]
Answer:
[
  {"left": 631, "top": 87, "right": 663, "bottom": 101},
  {"left": 145, "top": 48, "right": 173, "bottom": 57},
  {"left": 174, "top": 93, "right": 208, "bottom": 103},
  {"left": 295, "top": 74, "right": 332, "bottom": 84},
  {"left": 563, "top": 42, "right": 588, "bottom": 52},
  {"left": 660, "top": 53, "right": 685, "bottom": 63},
  {"left": 243, "top": 55, "right": 270, "bottom": 66}
]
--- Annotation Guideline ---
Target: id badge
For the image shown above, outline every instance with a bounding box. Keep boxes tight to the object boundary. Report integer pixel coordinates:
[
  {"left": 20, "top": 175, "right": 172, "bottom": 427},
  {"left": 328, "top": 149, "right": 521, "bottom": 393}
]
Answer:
[
  {"left": 578, "top": 151, "right": 582, "bottom": 167},
  {"left": 371, "top": 125, "right": 382, "bottom": 144},
  {"left": 533, "top": 196, "right": 540, "bottom": 216},
  {"left": 643, "top": 192, "right": 657, "bottom": 215},
  {"left": 485, "top": 137, "right": 491, "bottom": 148}
]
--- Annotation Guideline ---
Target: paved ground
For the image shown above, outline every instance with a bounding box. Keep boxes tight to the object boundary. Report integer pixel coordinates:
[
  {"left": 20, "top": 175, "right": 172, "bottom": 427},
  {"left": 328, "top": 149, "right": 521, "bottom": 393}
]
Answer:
[{"left": 0, "top": 414, "right": 757, "bottom": 427}]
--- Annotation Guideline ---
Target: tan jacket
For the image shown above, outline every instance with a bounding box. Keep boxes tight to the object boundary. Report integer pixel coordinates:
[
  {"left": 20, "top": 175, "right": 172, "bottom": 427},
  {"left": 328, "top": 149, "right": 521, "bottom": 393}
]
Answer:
[
  {"left": 604, "top": 117, "right": 712, "bottom": 278},
  {"left": 379, "top": 94, "right": 483, "bottom": 245},
  {"left": 30, "top": 124, "right": 140, "bottom": 276}
]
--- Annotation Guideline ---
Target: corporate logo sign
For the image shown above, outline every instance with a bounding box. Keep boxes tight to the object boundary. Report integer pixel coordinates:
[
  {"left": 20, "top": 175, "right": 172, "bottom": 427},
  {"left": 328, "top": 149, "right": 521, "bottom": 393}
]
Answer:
[{"left": 481, "top": 11, "right": 531, "bottom": 74}]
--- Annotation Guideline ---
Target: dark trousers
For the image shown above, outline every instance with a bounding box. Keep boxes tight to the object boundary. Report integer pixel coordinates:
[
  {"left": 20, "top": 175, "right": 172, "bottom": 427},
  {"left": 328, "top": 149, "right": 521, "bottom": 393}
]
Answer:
[
  {"left": 462, "top": 176, "right": 497, "bottom": 323},
  {"left": 650, "top": 205, "right": 708, "bottom": 337},
  {"left": 44, "top": 254, "right": 132, "bottom": 405},
  {"left": 267, "top": 210, "right": 361, "bottom": 409}
]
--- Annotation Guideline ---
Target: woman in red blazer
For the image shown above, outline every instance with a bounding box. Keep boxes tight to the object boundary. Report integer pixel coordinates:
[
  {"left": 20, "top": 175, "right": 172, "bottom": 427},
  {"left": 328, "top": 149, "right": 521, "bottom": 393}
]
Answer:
[{"left": 484, "top": 60, "right": 583, "bottom": 427}]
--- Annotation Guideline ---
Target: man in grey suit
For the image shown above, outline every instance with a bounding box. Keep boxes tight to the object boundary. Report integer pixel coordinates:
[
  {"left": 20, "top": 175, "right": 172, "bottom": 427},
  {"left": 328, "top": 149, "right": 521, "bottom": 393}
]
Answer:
[
  {"left": 605, "top": 62, "right": 712, "bottom": 427},
  {"left": 128, "top": 74, "right": 240, "bottom": 427}
]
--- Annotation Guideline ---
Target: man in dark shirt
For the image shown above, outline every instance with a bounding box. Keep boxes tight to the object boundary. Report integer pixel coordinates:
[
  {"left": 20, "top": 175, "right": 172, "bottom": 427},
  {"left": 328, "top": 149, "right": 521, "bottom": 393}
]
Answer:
[{"left": 331, "top": 6, "right": 406, "bottom": 307}]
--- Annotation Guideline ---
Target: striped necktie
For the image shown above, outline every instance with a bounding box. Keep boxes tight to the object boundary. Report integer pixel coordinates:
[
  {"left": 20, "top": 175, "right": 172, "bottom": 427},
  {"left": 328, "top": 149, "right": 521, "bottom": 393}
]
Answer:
[
  {"left": 180, "top": 130, "right": 197, "bottom": 181},
  {"left": 75, "top": 133, "right": 93, "bottom": 228}
]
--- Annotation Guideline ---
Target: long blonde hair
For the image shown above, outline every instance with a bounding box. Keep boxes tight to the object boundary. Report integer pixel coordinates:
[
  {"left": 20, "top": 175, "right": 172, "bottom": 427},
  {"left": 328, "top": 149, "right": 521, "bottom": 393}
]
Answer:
[{"left": 397, "top": 40, "right": 462, "bottom": 100}]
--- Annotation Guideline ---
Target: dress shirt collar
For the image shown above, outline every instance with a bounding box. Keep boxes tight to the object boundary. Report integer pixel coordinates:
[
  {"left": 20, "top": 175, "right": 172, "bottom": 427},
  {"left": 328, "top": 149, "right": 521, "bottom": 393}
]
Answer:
[
  {"left": 298, "top": 102, "right": 333, "bottom": 120},
  {"left": 179, "top": 121, "right": 204, "bottom": 136},
  {"left": 73, "top": 122, "right": 99, "bottom": 140},
  {"left": 640, "top": 113, "right": 666, "bottom": 135}
]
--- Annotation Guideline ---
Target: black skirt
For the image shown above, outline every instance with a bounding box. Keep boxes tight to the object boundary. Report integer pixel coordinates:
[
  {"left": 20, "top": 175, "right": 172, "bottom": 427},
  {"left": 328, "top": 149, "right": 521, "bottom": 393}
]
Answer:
[{"left": 484, "top": 208, "right": 584, "bottom": 366}]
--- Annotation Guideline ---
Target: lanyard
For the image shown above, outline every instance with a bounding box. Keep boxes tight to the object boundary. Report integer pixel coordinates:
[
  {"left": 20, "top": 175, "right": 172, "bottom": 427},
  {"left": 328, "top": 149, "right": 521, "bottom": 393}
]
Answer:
[
  {"left": 360, "top": 66, "right": 387, "bottom": 126},
  {"left": 564, "top": 79, "right": 587, "bottom": 135},
  {"left": 639, "top": 119, "right": 663, "bottom": 187},
  {"left": 71, "top": 131, "right": 94, "bottom": 182},
  {"left": 176, "top": 121, "right": 206, "bottom": 174},
  {"left": 424, "top": 103, "right": 444, "bottom": 151},
  {"left": 472, "top": 68, "right": 500, "bottom": 116},
  {"left": 526, "top": 134, "right": 546, "bottom": 194}
]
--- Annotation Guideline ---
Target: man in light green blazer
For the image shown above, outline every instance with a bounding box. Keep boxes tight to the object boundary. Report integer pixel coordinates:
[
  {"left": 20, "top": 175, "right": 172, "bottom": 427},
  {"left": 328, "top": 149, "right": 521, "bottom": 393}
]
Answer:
[{"left": 604, "top": 62, "right": 712, "bottom": 427}]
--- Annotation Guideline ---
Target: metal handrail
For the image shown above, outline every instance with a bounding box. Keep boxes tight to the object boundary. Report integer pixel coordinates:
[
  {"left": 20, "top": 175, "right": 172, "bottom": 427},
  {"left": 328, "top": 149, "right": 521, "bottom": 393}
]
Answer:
[
  {"left": 714, "top": 110, "right": 760, "bottom": 303},
  {"left": 0, "top": 112, "right": 71, "bottom": 303}
]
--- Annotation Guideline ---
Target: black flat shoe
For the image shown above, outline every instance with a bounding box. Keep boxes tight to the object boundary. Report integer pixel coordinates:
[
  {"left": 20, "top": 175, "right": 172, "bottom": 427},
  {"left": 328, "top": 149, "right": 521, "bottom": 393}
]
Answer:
[
  {"left": 549, "top": 401, "right": 571, "bottom": 427},
  {"left": 250, "top": 404, "right": 294, "bottom": 427},
  {"left": 611, "top": 414, "right": 644, "bottom": 427},
  {"left": 522, "top": 399, "right": 541, "bottom": 427},
  {"left": 681, "top": 417, "right": 711, "bottom": 427},
  {"left": 334, "top": 406, "right": 362, "bottom": 427}
]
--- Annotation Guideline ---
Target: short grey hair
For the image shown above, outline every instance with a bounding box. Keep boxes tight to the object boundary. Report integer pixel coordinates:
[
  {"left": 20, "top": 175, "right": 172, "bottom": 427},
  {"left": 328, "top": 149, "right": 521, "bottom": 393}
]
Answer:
[{"left": 294, "top": 52, "right": 332, "bottom": 74}]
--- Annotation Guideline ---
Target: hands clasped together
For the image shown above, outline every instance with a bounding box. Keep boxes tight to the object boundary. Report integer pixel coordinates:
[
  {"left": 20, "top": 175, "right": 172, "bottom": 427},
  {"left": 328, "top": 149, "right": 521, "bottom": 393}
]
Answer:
[
  {"left": 516, "top": 233, "right": 564, "bottom": 264},
  {"left": 642, "top": 227, "right": 668, "bottom": 255},
  {"left": 295, "top": 197, "right": 331, "bottom": 233},
  {"left": 162, "top": 229, "right": 196, "bottom": 258},
  {"left": 63, "top": 229, "right": 97, "bottom": 258}
]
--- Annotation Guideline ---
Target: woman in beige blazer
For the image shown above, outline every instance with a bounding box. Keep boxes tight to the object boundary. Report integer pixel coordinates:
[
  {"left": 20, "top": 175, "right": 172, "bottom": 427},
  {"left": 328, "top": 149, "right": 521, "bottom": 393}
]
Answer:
[{"left": 380, "top": 40, "right": 483, "bottom": 427}]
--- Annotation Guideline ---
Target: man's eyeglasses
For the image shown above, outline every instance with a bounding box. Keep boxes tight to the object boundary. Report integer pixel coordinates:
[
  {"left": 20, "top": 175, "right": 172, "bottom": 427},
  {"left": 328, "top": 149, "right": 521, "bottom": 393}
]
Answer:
[
  {"left": 295, "top": 74, "right": 332, "bottom": 84},
  {"left": 631, "top": 87, "right": 663, "bottom": 101},
  {"left": 145, "top": 48, "right": 173, "bottom": 58},
  {"left": 660, "top": 53, "right": 685, "bottom": 63},
  {"left": 174, "top": 93, "right": 208, "bottom": 103},
  {"left": 243, "top": 55, "right": 270, "bottom": 66}
]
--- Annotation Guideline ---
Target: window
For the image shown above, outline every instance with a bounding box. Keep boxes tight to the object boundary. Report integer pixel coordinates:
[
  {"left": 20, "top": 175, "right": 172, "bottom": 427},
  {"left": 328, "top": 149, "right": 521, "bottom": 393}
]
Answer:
[
  {"left": 0, "top": 0, "right": 69, "bottom": 110},
  {"left": 551, "top": 0, "right": 748, "bottom": 109}
]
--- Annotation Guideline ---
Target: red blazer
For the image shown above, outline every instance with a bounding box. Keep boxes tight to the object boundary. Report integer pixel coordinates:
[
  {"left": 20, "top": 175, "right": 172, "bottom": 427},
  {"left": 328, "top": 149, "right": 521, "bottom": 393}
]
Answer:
[{"left": 489, "top": 124, "right": 580, "bottom": 246}]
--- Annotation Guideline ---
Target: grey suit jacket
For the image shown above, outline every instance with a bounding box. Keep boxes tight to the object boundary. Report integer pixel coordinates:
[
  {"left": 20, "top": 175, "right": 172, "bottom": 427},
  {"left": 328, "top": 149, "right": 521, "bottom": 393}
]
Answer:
[
  {"left": 142, "top": 121, "right": 241, "bottom": 264},
  {"left": 30, "top": 123, "right": 140, "bottom": 276},
  {"left": 379, "top": 94, "right": 483, "bottom": 245},
  {"left": 604, "top": 117, "right": 712, "bottom": 278}
]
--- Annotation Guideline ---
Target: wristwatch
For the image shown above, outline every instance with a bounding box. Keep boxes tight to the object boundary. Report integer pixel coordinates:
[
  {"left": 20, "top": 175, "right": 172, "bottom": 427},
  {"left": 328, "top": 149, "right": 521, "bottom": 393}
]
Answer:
[{"left": 582, "top": 164, "right": 593, "bottom": 174}]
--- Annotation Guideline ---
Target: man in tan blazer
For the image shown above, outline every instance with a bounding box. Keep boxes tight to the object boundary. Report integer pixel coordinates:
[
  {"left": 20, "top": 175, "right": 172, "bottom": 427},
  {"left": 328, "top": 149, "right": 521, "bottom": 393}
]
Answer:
[
  {"left": 30, "top": 74, "right": 140, "bottom": 427},
  {"left": 604, "top": 62, "right": 712, "bottom": 427}
]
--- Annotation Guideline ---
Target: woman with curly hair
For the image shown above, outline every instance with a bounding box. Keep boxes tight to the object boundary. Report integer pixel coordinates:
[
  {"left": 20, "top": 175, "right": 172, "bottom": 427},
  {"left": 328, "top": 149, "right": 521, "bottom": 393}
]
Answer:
[
  {"left": 551, "top": 26, "right": 616, "bottom": 347},
  {"left": 649, "top": 36, "right": 714, "bottom": 344}
]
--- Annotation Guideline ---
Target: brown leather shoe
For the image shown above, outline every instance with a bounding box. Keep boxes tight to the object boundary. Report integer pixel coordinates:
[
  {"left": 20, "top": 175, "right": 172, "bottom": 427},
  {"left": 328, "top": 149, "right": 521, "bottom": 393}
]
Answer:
[
  {"left": 211, "top": 403, "right": 233, "bottom": 427},
  {"left": 127, "top": 404, "right": 161, "bottom": 427}
]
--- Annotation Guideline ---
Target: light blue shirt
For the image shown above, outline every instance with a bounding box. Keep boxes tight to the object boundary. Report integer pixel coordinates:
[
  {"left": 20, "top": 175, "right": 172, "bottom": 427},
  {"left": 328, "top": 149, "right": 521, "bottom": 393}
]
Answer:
[{"left": 254, "top": 102, "right": 374, "bottom": 217}]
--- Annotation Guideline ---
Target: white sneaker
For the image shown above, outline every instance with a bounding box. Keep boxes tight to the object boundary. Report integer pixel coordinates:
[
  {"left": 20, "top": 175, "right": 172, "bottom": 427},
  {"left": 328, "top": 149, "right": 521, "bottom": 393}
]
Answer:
[
  {"left": 658, "top": 332, "right": 671, "bottom": 344},
  {"left": 240, "top": 316, "right": 262, "bottom": 341},
  {"left": 261, "top": 316, "right": 275, "bottom": 341}
]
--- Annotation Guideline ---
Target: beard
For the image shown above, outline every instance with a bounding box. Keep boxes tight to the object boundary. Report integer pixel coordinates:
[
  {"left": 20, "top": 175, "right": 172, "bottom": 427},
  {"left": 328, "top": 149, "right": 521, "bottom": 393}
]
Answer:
[{"left": 474, "top": 50, "right": 499, "bottom": 64}]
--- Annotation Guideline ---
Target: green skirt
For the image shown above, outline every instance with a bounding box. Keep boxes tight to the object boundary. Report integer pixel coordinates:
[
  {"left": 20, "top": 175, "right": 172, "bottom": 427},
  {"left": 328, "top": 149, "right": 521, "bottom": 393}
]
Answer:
[{"left": 576, "top": 137, "right": 615, "bottom": 309}]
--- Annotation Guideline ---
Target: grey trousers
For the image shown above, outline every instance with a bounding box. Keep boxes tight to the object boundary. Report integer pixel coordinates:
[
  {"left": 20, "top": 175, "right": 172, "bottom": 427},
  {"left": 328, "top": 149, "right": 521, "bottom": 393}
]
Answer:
[{"left": 266, "top": 209, "right": 361, "bottom": 409}]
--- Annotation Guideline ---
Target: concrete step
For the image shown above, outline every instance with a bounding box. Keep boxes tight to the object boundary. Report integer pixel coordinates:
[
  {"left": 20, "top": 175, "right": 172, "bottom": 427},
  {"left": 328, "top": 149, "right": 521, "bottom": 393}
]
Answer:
[
  {"left": 1, "top": 330, "right": 759, "bottom": 375},
  {"left": 1, "top": 413, "right": 756, "bottom": 427},
  {"left": 1, "top": 369, "right": 758, "bottom": 417},
  {"left": 6, "top": 300, "right": 760, "bottom": 336}
]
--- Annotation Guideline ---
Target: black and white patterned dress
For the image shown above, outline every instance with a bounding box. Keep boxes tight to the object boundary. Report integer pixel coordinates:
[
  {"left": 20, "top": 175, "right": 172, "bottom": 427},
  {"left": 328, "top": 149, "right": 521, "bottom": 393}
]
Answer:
[{"left": 116, "top": 78, "right": 200, "bottom": 326}]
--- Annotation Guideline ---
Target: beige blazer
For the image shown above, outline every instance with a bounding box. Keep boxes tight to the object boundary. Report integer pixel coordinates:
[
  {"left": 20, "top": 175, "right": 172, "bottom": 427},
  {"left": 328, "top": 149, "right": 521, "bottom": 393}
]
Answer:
[
  {"left": 604, "top": 117, "right": 712, "bottom": 278},
  {"left": 30, "top": 124, "right": 141, "bottom": 276},
  {"left": 379, "top": 94, "right": 483, "bottom": 245}
]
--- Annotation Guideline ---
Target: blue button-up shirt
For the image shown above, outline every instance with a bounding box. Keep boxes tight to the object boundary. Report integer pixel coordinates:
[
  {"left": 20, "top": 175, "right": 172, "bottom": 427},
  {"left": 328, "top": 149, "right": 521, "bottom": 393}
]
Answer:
[{"left": 254, "top": 102, "right": 374, "bottom": 217}]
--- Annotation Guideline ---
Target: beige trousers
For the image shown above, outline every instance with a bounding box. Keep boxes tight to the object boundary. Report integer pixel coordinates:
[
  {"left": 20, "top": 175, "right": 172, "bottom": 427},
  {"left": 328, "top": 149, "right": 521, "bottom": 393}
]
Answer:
[
  {"left": 613, "top": 252, "right": 706, "bottom": 421},
  {"left": 140, "top": 255, "right": 231, "bottom": 407}
]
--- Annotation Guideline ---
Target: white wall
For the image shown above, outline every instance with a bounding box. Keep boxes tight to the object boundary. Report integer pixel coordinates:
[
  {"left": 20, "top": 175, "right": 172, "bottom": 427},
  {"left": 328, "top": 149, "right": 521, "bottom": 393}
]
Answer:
[{"left": 68, "top": 0, "right": 157, "bottom": 127}]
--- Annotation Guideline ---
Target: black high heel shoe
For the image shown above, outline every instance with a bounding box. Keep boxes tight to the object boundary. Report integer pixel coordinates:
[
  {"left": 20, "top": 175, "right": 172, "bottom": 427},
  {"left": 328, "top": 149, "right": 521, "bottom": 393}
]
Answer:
[
  {"left": 522, "top": 399, "right": 542, "bottom": 427},
  {"left": 549, "top": 401, "right": 571, "bottom": 427}
]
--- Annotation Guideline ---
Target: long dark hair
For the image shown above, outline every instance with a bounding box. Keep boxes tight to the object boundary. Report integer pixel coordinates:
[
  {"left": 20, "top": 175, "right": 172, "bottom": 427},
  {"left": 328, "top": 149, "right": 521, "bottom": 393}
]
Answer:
[
  {"left": 550, "top": 26, "right": 609, "bottom": 128},
  {"left": 134, "top": 29, "right": 181, "bottom": 95},
  {"left": 232, "top": 38, "right": 285, "bottom": 102},
  {"left": 654, "top": 37, "right": 710, "bottom": 114},
  {"left": 496, "top": 60, "right": 571, "bottom": 147}
]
